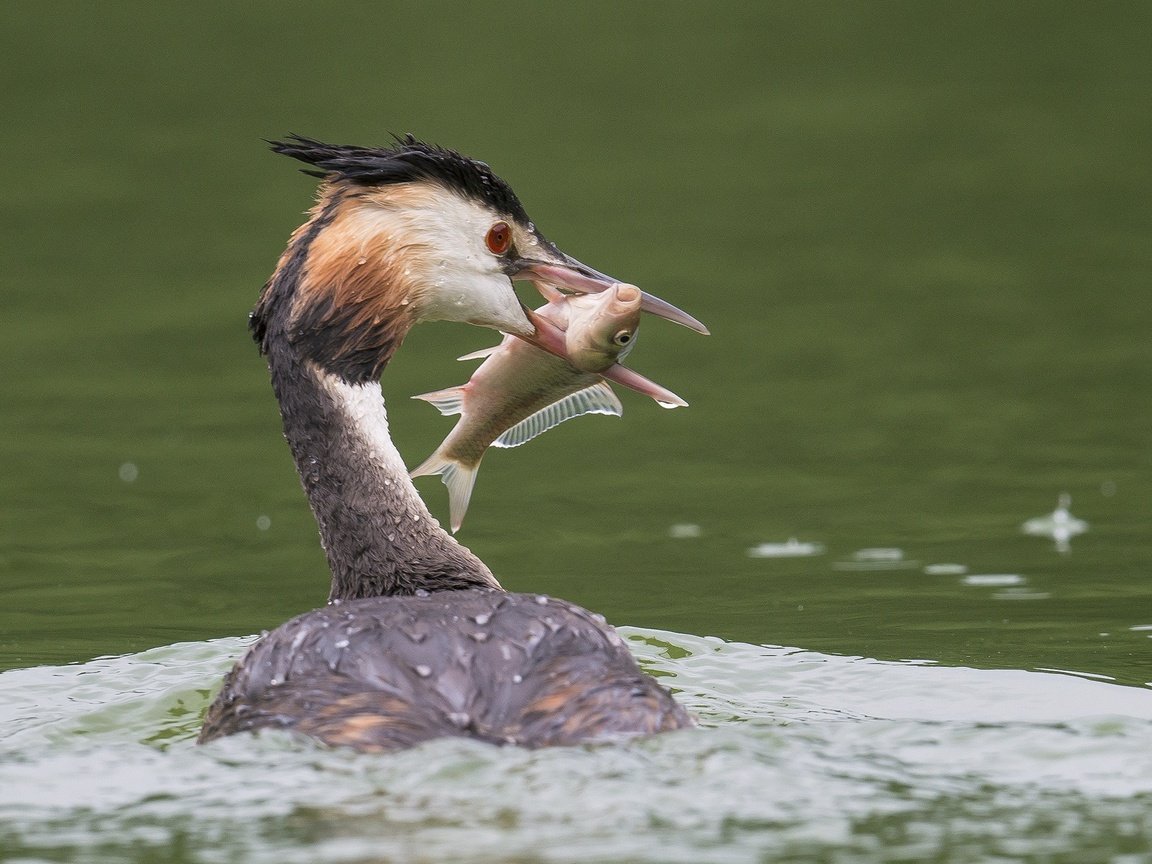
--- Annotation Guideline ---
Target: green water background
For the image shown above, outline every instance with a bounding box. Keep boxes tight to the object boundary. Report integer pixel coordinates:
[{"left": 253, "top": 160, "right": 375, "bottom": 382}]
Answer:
[{"left": 2, "top": 1, "right": 1150, "bottom": 687}]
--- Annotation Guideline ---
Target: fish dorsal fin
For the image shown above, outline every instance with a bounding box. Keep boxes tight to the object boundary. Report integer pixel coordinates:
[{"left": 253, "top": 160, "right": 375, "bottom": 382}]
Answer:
[
  {"left": 412, "top": 386, "right": 466, "bottom": 416},
  {"left": 457, "top": 345, "right": 500, "bottom": 362},
  {"left": 493, "top": 381, "right": 622, "bottom": 449}
]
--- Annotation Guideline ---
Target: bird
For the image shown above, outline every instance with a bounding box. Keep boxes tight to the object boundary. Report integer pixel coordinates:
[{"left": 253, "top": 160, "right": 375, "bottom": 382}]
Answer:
[{"left": 197, "top": 135, "right": 701, "bottom": 751}]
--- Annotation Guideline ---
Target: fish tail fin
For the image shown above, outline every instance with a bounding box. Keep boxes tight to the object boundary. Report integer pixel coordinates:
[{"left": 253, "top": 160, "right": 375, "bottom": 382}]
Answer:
[
  {"left": 412, "top": 385, "right": 467, "bottom": 416},
  {"left": 410, "top": 451, "right": 480, "bottom": 533}
]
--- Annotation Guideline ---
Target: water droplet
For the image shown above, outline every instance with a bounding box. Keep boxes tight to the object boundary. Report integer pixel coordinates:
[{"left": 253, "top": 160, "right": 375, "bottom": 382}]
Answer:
[
  {"left": 356, "top": 257, "right": 367, "bottom": 265},
  {"left": 387, "top": 534, "right": 396, "bottom": 542},
  {"left": 469, "top": 631, "right": 489, "bottom": 643},
  {"left": 535, "top": 595, "right": 549, "bottom": 606},
  {"left": 512, "top": 674, "right": 522, "bottom": 684},
  {"left": 118, "top": 462, "right": 139, "bottom": 483},
  {"left": 414, "top": 588, "right": 430, "bottom": 598},
  {"left": 334, "top": 639, "right": 349, "bottom": 649},
  {"left": 400, "top": 296, "right": 411, "bottom": 306},
  {"left": 472, "top": 613, "right": 491, "bottom": 625},
  {"left": 414, "top": 665, "right": 432, "bottom": 678},
  {"left": 256, "top": 515, "right": 271, "bottom": 531}
]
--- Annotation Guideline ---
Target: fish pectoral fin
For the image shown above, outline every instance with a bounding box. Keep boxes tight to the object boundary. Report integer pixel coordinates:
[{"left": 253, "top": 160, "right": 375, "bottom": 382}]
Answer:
[
  {"left": 493, "top": 381, "right": 623, "bottom": 450},
  {"left": 412, "top": 386, "right": 467, "bottom": 416},
  {"left": 456, "top": 345, "right": 500, "bottom": 362},
  {"left": 600, "top": 363, "right": 688, "bottom": 408},
  {"left": 410, "top": 453, "right": 479, "bottom": 533}
]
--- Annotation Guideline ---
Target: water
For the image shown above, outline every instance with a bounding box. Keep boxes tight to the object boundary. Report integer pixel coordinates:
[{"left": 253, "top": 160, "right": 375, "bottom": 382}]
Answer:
[
  {"left": 2, "top": 2, "right": 1152, "bottom": 861},
  {"left": 4, "top": 631, "right": 1152, "bottom": 863}
]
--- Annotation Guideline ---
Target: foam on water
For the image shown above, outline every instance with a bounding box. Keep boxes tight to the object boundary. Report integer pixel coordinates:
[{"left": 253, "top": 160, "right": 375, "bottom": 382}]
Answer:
[{"left": 2, "top": 631, "right": 1152, "bottom": 863}]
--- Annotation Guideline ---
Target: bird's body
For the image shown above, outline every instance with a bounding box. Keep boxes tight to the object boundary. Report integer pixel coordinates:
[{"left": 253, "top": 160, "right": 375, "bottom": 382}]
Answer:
[
  {"left": 200, "top": 590, "right": 688, "bottom": 750},
  {"left": 198, "top": 136, "right": 703, "bottom": 751}
]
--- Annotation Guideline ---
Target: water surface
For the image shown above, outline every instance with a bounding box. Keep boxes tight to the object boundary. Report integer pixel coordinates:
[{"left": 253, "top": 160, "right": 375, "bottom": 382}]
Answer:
[
  {"left": 1, "top": 2, "right": 1150, "bottom": 861},
  {"left": 4, "top": 630, "right": 1152, "bottom": 863}
]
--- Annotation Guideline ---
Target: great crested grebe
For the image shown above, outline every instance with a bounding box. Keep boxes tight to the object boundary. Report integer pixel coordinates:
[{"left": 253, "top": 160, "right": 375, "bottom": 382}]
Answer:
[{"left": 198, "top": 136, "right": 700, "bottom": 750}]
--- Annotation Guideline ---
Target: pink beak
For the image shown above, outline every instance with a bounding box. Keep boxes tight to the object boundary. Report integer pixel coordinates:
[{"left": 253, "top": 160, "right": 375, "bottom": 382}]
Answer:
[{"left": 515, "top": 261, "right": 710, "bottom": 336}]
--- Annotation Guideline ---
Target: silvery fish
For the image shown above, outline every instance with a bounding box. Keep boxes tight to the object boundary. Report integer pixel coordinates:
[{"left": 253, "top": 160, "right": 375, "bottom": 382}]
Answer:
[{"left": 411, "top": 283, "right": 686, "bottom": 532}]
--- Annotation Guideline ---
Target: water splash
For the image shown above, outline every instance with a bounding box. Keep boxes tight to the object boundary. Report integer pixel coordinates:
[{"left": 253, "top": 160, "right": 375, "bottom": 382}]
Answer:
[
  {"left": 3, "top": 631, "right": 1152, "bottom": 862},
  {"left": 1021, "top": 493, "right": 1088, "bottom": 554}
]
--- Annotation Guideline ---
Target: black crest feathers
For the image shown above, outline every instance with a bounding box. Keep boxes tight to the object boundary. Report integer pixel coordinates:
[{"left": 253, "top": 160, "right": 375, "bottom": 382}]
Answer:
[{"left": 268, "top": 134, "right": 530, "bottom": 223}]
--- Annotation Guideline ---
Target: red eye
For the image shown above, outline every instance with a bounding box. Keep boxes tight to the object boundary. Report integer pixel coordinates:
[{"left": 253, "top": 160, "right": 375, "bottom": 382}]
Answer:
[{"left": 485, "top": 221, "right": 511, "bottom": 255}]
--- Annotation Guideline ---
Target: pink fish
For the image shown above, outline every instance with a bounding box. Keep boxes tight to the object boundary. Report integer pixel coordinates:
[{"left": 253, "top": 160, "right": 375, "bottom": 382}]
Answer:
[{"left": 411, "top": 283, "right": 685, "bottom": 531}]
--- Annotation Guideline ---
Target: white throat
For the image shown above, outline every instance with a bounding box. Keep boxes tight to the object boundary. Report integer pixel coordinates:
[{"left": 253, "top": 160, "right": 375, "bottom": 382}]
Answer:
[{"left": 313, "top": 367, "right": 440, "bottom": 525}]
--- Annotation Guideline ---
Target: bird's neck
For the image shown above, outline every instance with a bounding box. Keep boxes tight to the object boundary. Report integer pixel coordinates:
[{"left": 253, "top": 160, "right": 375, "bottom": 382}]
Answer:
[{"left": 265, "top": 339, "right": 500, "bottom": 601}]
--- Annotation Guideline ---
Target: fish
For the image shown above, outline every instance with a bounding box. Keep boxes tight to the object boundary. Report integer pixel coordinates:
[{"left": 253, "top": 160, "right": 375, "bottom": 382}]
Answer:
[{"left": 410, "top": 283, "right": 685, "bottom": 532}]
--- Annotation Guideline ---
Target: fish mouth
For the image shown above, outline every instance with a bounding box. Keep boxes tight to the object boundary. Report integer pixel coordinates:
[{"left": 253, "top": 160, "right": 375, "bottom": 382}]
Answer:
[{"left": 508, "top": 254, "right": 710, "bottom": 336}]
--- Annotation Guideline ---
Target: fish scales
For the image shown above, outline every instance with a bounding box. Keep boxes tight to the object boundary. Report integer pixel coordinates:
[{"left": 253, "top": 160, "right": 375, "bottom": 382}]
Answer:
[{"left": 438, "top": 345, "right": 600, "bottom": 467}]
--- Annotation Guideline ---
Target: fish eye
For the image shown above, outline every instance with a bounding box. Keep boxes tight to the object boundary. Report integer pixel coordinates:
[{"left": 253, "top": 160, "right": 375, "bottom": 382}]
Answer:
[
  {"left": 485, "top": 221, "right": 512, "bottom": 255},
  {"left": 612, "top": 330, "right": 633, "bottom": 346}
]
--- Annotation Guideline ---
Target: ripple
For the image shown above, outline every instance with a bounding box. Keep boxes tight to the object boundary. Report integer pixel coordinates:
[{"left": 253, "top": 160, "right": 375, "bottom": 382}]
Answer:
[
  {"left": 746, "top": 538, "right": 825, "bottom": 558},
  {"left": 833, "top": 547, "right": 920, "bottom": 571},
  {"left": 924, "top": 563, "right": 968, "bottom": 575},
  {"left": 963, "top": 573, "right": 1025, "bottom": 587},
  {"left": 3, "top": 631, "right": 1152, "bottom": 862}
]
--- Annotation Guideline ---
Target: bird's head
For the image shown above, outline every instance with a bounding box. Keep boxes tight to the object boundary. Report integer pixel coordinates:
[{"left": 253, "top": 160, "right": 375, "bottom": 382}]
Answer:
[{"left": 251, "top": 135, "right": 705, "bottom": 383}]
